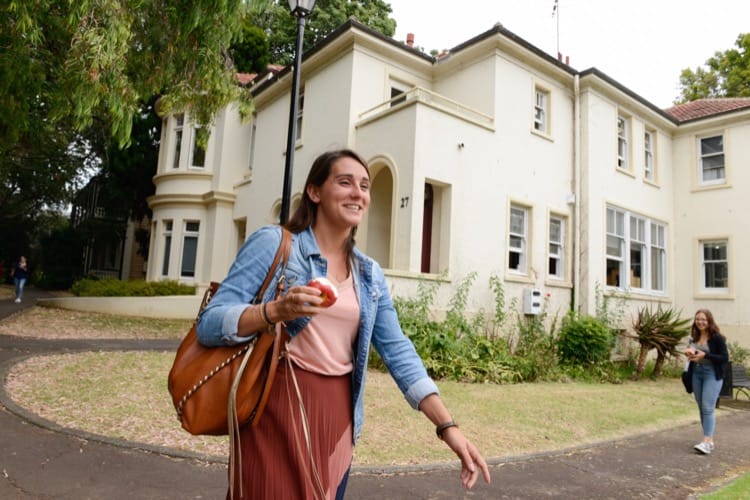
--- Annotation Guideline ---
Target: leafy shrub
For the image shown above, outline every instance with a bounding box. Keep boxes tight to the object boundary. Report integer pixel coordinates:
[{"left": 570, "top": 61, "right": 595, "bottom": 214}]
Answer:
[
  {"left": 72, "top": 278, "right": 196, "bottom": 297},
  {"left": 556, "top": 312, "right": 614, "bottom": 366},
  {"left": 729, "top": 341, "right": 750, "bottom": 367}
]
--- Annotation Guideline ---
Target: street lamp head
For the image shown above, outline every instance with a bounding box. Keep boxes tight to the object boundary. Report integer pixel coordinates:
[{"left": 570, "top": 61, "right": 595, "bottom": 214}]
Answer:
[{"left": 288, "top": 0, "right": 317, "bottom": 16}]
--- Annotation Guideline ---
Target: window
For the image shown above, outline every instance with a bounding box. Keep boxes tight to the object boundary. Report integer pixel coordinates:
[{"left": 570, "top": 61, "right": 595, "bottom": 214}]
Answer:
[
  {"left": 699, "top": 135, "right": 725, "bottom": 184},
  {"left": 701, "top": 240, "right": 728, "bottom": 290},
  {"left": 248, "top": 117, "right": 257, "bottom": 170},
  {"left": 191, "top": 128, "right": 206, "bottom": 168},
  {"left": 162, "top": 220, "right": 173, "bottom": 276},
  {"left": 389, "top": 79, "right": 410, "bottom": 107},
  {"left": 644, "top": 130, "right": 655, "bottom": 181},
  {"left": 508, "top": 205, "right": 528, "bottom": 273},
  {"left": 295, "top": 87, "right": 304, "bottom": 141},
  {"left": 390, "top": 86, "right": 406, "bottom": 106},
  {"left": 650, "top": 224, "right": 666, "bottom": 292},
  {"left": 548, "top": 216, "right": 564, "bottom": 279},
  {"left": 617, "top": 116, "right": 629, "bottom": 169},
  {"left": 181, "top": 221, "right": 200, "bottom": 278},
  {"left": 629, "top": 216, "right": 646, "bottom": 289},
  {"left": 534, "top": 87, "right": 550, "bottom": 133},
  {"left": 172, "top": 114, "right": 184, "bottom": 169},
  {"left": 606, "top": 207, "right": 625, "bottom": 287},
  {"left": 607, "top": 206, "right": 667, "bottom": 292}
]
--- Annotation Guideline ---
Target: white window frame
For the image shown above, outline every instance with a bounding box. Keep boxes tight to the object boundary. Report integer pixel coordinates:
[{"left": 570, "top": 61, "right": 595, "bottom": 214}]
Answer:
[
  {"left": 172, "top": 114, "right": 184, "bottom": 169},
  {"left": 644, "top": 129, "right": 655, "bottom": 181},
  {"left": 161, "top": 220, "right": 173, "bottom": 276},
  {"left": 389, "top": 78, "right": 411, "bottom": 107},
  {"left": 533, "top": 86, "right": 550, "bottom": 134},
  {"left": 617, "top": 115, "right": 629, "bottom": 170},
  {"left": 606, "top": 207, "right": 625, "bottom": 288},
  {"left": 247, "top": 116, "right": 257, "bottom": 170},
  {"left": 548, "top": 215, "right": 565, "bottom": 280},
  {"left": 701, "top": 240, "right": 728, "bottom": 292},
  {"left": 190, "top": 127, "right": 207, "bottom": 168},
  {"left": 295, "top": 86, "right": 304, "bottom": 141},
  {"left": 180, "top": 221, "right": 200, "bottom": 278},
  {"left": 508, "top": 205, "right": 529, "bottom": 275},
  {"left": 629, "top": 216, "right": 646, "bottom": 290},
  {"left": 606, "top": 205, "right": 668, "bottom": 293},
  {"left": 650, "top": 224, "right": 666, "bottom": 292},
  {"left": 698, "top": 134, "right": 725, "bottom": 185}
]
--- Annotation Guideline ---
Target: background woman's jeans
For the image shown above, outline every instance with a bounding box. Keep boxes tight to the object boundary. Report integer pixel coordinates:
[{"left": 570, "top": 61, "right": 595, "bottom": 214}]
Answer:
[
  {"left": 692, "top": 363, "right": 723, "bottom": 438},
  {"left": 14, "top": 278, "right": 27, "bottom": 300}
]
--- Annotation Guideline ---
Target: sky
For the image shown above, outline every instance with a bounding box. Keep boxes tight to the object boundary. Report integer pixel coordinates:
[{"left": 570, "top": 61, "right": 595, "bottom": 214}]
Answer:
[{"left": 387, "top": 0, "right": 750, "bottom": 109}]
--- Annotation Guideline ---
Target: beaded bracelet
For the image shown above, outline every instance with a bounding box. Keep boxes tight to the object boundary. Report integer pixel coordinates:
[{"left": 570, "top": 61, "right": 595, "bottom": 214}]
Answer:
[{"left": 436, "top": 420, "right": 458, "bottom": 440}]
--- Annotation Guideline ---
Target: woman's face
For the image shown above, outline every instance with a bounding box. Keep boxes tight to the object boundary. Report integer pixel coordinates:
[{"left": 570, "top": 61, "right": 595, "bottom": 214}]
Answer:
[
  {"left": 695, "top": 312, "right": 709, "bottom": 331},
  {"left": 309, "top": 157, "right": 371, "bottom": 230}
]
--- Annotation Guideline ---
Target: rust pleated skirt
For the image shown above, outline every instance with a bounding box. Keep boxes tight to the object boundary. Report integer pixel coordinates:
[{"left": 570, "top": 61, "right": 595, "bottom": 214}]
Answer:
[{"left": 229, "top": 359, "right": 353, "bottom": 499}]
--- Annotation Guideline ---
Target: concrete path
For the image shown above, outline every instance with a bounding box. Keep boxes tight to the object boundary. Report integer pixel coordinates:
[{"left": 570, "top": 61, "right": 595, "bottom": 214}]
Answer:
[{"left": 1, "top": 288, "right": 749, "bottom": 499}]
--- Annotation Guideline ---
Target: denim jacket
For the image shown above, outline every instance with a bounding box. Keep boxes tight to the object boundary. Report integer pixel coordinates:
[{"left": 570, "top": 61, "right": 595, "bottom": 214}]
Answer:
[{"left": 196, "top": 225, "right": 439, "bottom": 442}]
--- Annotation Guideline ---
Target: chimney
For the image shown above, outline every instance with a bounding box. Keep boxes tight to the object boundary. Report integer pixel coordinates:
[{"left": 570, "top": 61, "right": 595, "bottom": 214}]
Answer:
[
  {"left": 406, "top": 33, "right": 415, "bottom": 47},
  {"left": 565, "top": 55, "right": 570, "bottom": 65}
]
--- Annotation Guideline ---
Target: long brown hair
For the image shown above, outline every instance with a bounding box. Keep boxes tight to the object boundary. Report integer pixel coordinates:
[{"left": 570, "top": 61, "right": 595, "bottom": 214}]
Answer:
[
  {"left": 284, "top": 149, "right": 370, "bottom": 260},
  {"left": 690, "top": 308, "right": 721, "bottom": 342}
]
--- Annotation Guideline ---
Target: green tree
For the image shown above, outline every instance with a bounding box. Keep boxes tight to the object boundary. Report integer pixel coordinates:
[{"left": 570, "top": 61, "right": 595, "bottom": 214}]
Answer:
[
  {"left": 676, "top": 33, "right": 750, "bottom": 103},
  {"left": 1, "top": 0, "right": 253, "bottom": 152},
  {"left": 256, "top": 0, "right": 397, "bottom": 65},
  {"left": 232, "top": 21, "right": 272, "bottom": 74},
  {"left": 1, "top": 1, "right": 263, "bottom": 277}
]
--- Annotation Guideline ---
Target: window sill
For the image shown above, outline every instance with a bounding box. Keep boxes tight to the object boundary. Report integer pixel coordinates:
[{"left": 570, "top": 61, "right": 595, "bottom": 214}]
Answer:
[
  {"left": 530, "top": 128, "right": 553, "bottom": 142},
  {"left": 694, "top": 291, "right": 734, "bottom": 300},
  {"left": 504, "top": 272, "right": 534, "bottom": 284},
  {"left": 643, "top": 178, "right": 660, "bottom": 188},
  {"left": 615, "top": 167, "right": 635, "bottom": 178},
  {"left": 692, "top": 182, "right": 731, "bottom": 193}
]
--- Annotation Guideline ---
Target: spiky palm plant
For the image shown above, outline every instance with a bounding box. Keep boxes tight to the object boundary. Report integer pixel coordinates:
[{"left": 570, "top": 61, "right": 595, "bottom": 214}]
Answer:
[{"left": 628, "top": 306, "right": 691, "bottom": 379}]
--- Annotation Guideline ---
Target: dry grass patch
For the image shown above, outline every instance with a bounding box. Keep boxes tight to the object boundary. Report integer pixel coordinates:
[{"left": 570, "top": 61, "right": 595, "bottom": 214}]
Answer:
[
  {"left": 0, "top": 306, "right": 190, "bottom": 339},
  {"left": 6, "top": 351, "right": 702, "bottom": 466}
]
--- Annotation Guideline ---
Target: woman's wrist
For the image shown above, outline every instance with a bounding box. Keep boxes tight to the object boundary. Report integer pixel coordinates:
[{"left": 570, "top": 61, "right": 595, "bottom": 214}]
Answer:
[
  {"left": 261, "top": 301, "right": 276, "bottom": 326},
  {"left": 436, "top": 420, "right": 458, "bottom": 440}
]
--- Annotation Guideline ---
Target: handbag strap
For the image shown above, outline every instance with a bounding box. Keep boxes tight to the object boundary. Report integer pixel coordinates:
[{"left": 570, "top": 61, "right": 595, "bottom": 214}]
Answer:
[
  {"left": 252, "top": 227, "right": 292, "bottom": 306},
  {"left": 199, "top": 226, "right": 292, "bottom": 318},
  {"left": 228, "top": 227, "right": 292, "bottom": 500}
]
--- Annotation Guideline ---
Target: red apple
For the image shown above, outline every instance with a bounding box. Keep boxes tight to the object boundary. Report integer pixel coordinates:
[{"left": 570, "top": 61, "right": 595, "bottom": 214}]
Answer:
[{"left": 307, "top": 277, "right": 339, "bottom": 307}]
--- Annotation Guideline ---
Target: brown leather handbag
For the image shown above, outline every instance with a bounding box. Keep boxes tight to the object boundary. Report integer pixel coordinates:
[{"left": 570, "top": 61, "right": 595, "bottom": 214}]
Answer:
[{"left": 167, "top": 228, "right": 292, "bottom": 436}]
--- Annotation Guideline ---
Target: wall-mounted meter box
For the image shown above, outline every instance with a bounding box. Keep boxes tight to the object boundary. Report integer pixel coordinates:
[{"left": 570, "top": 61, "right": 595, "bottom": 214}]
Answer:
[{"left": 523, "top": 288, "right": 542, "bottom": 315}]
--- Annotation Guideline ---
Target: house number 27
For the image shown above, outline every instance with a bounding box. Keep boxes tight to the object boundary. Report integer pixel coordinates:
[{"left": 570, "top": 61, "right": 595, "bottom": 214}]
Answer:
[{"left": 400, "top": 197, "right": 409, "bottom": 208}]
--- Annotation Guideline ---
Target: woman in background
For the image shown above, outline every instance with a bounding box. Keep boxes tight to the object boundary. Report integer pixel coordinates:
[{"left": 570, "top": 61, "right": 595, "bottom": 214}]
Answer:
[{"left": 684, "top": 308, "right": 729, "bottom": 455}]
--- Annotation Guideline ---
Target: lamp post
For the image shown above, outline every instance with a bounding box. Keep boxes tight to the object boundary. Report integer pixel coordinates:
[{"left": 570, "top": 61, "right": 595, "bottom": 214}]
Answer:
[{"left": 280, "top": 0, "right": 317, "bottom": 224}]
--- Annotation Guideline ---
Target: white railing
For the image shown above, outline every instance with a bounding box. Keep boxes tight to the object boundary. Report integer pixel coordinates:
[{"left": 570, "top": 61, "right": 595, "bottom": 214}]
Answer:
[{"left": 357, "top": 86, "right": 494, "bottom": 128}]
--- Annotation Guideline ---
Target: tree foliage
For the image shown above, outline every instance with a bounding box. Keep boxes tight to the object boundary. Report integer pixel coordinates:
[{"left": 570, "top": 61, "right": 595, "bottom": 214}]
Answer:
[
  {"left": 1, "top": 0, "right": 253, "bottom": 151},
  {"left": 676, "top": 33, "right": 750, "bottom": 103},
  {"left": 255, "top": 0, "right": 397, "bottom": 65}
]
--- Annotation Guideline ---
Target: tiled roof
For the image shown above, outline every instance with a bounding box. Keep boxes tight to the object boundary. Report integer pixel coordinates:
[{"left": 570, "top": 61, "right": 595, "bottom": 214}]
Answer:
[
  {"left": 665, "top": 98, "right": 750, "bottom": 122},
  {"left": 236, "top": 65, "right": 285, "bottom": 87}
]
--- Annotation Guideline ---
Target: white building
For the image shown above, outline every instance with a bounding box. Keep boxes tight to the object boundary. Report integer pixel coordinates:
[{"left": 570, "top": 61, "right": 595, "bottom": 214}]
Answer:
[{"left": 147, "top": 19, "right": 750, "bottom": 347}]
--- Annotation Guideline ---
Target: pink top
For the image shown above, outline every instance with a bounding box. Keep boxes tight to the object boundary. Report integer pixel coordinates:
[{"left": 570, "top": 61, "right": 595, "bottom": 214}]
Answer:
[{"left": 288, "top": 274, "right": 359, "bottom": 375}]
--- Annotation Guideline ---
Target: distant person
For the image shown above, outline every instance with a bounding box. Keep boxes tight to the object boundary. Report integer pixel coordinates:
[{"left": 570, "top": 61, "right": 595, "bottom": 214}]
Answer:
[
  {"left": 11, "top": 256, "right": 29, "bottom": 303},
  {"left": 684, "top": 309, "right": 729, "bottom": 455}
]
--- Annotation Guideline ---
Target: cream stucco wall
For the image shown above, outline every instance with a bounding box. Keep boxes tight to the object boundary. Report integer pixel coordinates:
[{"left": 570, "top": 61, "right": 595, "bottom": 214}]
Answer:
[{"left": 144, "top": 21, "right": 750, "bottom": 349}]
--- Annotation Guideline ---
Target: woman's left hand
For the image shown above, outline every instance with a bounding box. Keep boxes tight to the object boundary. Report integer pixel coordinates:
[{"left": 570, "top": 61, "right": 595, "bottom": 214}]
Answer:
[{"left": 441, "top": 427, "right": 491, "bottom": 489}]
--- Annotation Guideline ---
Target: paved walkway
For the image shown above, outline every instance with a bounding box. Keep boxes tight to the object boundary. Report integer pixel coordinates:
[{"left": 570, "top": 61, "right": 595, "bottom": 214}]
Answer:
[{"left": 1, "top": 288, "right": 749, "bottom": 499}]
